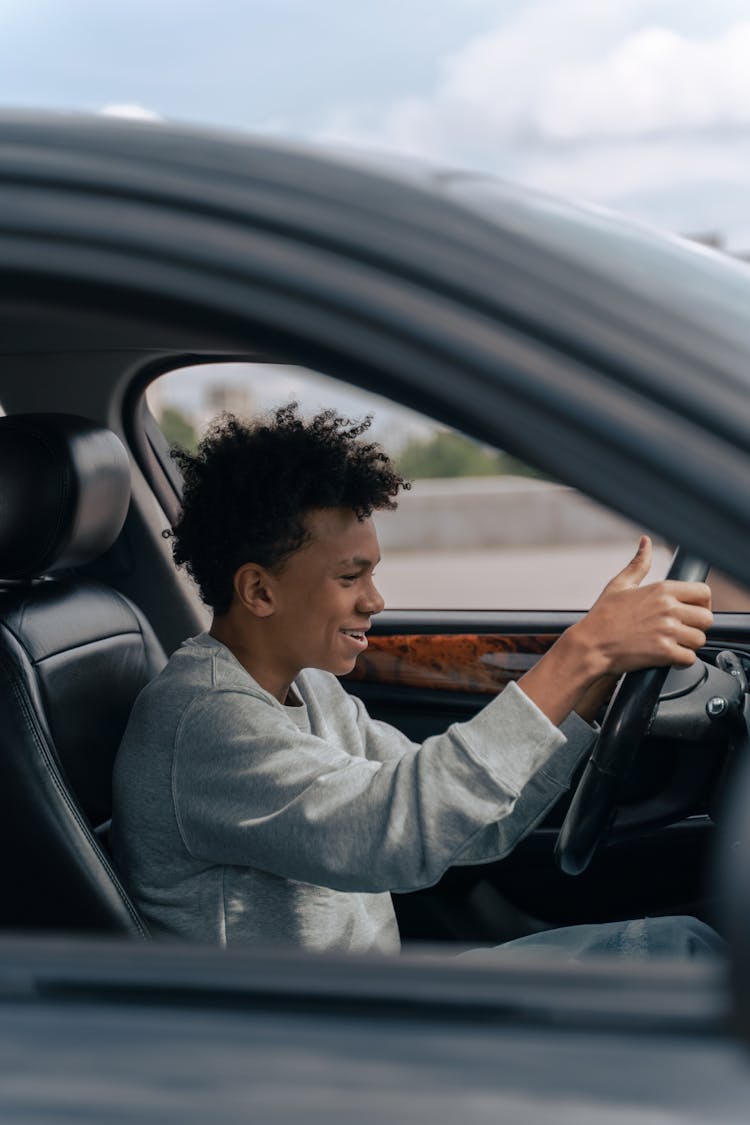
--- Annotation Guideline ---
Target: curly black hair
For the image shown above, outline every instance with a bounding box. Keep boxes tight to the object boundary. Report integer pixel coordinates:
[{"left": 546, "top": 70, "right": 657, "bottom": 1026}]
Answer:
[{"left": 171, "top": 404, "right": 409, "bottom": 614}]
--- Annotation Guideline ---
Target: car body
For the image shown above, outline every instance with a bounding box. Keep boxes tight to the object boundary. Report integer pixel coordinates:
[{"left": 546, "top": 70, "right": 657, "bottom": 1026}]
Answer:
[{"left": 1, "top": 112, "right": 750, "bottom": 1121}]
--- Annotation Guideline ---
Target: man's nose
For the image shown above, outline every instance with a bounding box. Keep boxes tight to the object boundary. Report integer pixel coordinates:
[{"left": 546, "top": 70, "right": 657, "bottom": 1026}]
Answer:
[{"left": 359, "top": 580, "right": 385, "bottom": 615}]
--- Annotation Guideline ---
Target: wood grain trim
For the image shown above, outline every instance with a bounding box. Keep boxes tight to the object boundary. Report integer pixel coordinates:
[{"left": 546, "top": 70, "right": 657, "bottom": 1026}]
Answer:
[{"left": 345, "top": 633, "right": 557, "bottom": 695}]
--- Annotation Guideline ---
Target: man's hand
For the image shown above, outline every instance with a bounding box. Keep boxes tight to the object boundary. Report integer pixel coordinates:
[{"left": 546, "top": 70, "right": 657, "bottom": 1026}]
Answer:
[
  {"left": 568, "top": 536, "right": 713, "bottom": 680},
  {"left": 517, "top": 536, "right": 713, "bottom": 726}
]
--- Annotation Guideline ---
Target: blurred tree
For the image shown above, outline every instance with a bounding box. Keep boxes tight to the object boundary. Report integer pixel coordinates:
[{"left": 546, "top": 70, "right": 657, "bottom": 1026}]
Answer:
[
  {"left": 398, "top": 430, "right": 546, "bottom": 479},
  {"left": 160, "top": 406, "right": 198, "bottom": 451}
]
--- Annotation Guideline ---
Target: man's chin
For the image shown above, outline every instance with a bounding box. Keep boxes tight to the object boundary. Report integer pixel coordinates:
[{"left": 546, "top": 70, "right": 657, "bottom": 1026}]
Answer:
[{"left": 329, "top": 655, "right": 360, "bottom": 677}]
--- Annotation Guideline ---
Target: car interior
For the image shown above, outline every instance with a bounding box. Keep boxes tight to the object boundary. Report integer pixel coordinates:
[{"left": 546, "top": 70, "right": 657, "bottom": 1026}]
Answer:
[
  {"left": 1, "top": 116, "right": 748, "bottom": 955},
  {"left": 7, "top": 114, "right": 750, "bottom": 1125},
  {"left": 0, "top": 412, "right": 156, "bottom": 935},
  {"left": 0, "top": 329, "right": 745, "bottom": 950}
]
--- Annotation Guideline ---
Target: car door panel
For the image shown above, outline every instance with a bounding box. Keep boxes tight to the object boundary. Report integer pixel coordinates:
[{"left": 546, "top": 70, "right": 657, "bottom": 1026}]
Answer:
[{"left": 344, "top": 614, "right": 564, "bottom": 742}]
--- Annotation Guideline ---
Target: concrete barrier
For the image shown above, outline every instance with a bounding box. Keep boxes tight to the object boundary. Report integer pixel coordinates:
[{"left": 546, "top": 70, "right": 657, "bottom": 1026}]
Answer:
[{"left": 375, "top": 476, "right": 640, "bottom": 552}]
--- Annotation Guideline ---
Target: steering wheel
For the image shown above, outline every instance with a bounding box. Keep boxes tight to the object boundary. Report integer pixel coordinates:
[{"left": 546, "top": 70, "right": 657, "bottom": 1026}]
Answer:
[{"left": 554, "top": 547, "right": 710, "bottom": 876}]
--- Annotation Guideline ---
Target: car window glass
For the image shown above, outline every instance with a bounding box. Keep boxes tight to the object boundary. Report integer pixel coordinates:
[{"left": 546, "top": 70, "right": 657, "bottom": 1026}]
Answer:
[{"left": 148, "top": 363, "right": 745, "bottom": 612}]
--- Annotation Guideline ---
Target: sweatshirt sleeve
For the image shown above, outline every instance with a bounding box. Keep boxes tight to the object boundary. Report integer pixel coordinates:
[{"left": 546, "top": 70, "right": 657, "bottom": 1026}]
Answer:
[
  {"left": 172, "top": 681, "right": 595, "bottom": 894},
  {"left": 351, "top": 683, "right": 594, "bottom": 867},
  {"left": 452, "top": 702, "right": 594, "bottom": 865}
]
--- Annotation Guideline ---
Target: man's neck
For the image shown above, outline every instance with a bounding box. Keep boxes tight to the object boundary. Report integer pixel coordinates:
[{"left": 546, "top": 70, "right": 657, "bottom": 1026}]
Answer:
[{"left": 209, "top": 614, "right": 294, "bottom": 705}]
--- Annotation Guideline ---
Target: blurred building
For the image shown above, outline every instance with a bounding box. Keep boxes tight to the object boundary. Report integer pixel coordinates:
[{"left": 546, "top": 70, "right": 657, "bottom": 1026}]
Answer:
[{"left": 204, "top": 383, "right": 255, "bottom": 420}]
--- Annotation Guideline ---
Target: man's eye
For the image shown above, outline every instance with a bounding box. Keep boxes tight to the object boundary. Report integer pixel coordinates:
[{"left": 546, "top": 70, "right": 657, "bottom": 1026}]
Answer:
[{"left": 341, "top": 575, "right": 358, "bottom": 583}]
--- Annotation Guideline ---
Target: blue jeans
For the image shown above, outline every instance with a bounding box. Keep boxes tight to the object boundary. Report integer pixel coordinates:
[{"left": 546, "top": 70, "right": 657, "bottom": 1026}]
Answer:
[{"left": 491, "top": 915, "right": 723, "bottom": 960}]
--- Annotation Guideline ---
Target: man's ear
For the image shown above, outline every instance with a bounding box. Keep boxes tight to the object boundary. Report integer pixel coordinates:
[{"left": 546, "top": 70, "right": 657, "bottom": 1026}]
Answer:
[{"left": 234, "top": 563, "right": 276, "bottom": 618}]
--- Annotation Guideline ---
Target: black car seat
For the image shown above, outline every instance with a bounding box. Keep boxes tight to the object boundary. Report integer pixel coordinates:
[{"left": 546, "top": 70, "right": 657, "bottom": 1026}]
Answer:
[{"left": 0, "top": 413, "right": 166, "bottom": 935}]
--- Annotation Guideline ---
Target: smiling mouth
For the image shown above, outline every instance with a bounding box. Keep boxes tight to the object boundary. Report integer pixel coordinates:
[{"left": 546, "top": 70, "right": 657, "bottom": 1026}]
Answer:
[{"left": 341, "top": 629, "right": 369, "bottom": 645}]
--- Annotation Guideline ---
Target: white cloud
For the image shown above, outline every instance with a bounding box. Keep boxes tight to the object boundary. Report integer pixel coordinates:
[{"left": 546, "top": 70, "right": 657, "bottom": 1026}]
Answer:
[
  {"left": 317, "top": 0, "right": 658, "bottom": 158},
  {"left": 314, "top": 1, "right": 750, "bottom": 240},
  {"left": 98, "top": 103, "right": 163, "bottom": 122},
  {"left": 535, "top": 22, "right": 750, "bottom": 139},
  {"left": 320, "top": 5, "right": 750, "bottom": 154},
  {"left": 439, "top": 0, "right": 651, "bottom": 133}
]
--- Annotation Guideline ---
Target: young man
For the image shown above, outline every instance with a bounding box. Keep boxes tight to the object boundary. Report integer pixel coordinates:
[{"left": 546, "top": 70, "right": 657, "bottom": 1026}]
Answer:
[{"left": 112, "top": 406, "right": 720, "bottom": 957}]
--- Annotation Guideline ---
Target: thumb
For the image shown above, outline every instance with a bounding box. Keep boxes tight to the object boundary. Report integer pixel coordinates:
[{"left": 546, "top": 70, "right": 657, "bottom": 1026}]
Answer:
[{"left": 606, "top": 535, "right": 653, "bottom": 592}]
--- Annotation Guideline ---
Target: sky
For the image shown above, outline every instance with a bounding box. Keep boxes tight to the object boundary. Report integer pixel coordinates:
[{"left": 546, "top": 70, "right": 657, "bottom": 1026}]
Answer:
[{"left": 3, "top": 0, "right": 750, "bottom": 248}]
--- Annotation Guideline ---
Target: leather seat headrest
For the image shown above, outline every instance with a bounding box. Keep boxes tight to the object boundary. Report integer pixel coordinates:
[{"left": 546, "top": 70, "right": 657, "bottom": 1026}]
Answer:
[{"left": 0, "top": 414, "right": 131, "bottom": 579}]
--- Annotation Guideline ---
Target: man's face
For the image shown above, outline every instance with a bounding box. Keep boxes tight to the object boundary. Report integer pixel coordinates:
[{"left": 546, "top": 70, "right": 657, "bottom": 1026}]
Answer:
[{"left": 268, "top": 507, "right": 385, "bottom": 678}]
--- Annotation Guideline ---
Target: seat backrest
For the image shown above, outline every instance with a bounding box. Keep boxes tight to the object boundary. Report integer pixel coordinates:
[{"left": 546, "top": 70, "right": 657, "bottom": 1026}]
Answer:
[{"left": 0, "top": 413, "right": 166, "bottom": 935}]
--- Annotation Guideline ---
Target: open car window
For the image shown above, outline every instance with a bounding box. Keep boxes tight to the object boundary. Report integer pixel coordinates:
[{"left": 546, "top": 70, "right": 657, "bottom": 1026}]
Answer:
[{"left": 147, "top": 361, "right": 750, "bottom": 612}]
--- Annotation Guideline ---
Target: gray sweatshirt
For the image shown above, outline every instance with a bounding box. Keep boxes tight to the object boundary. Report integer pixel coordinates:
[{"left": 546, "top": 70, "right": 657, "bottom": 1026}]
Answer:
[{"left": 111, "top": 632, "right": 595, "bottom": 953}]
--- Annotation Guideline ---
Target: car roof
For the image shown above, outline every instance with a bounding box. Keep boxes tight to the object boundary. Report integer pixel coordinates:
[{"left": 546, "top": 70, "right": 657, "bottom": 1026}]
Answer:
[{"left": 1, "top": 111, "right": 750, "bottom": 585}]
